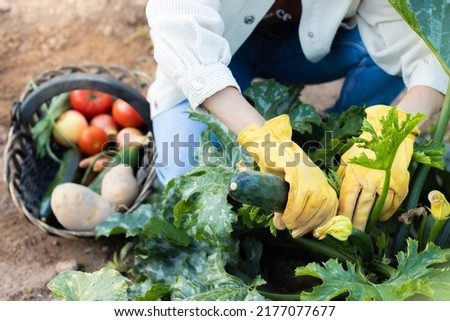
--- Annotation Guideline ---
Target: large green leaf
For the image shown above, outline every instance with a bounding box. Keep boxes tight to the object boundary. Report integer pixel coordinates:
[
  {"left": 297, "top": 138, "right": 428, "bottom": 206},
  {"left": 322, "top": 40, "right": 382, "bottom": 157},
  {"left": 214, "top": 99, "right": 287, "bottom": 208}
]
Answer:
[
  {"left": 350, "top": 108, "right": 426, "bottom": 170},
  {"left": 47, "top": 268, "right": 130, "bottom": 301},
  {"left": 244, "top": 79, "right": 291, "bottom": 119},
  {"left": 133, "top": 239, "right": 210, "bottom": 286},
  {"left": 187, "top": 108, "right": 236, "bottom": 151},
  {"left": 238, "top": 204, "right": 274, "bottom": 232},
  {"left": 95, "top": 204, "right": 156, "bottom": 238},
  {"left": 322, "top": 106, "right": 365, "bottom": 141},
  {"left": 311, "top": 106, "right": 365, "bottom": 167},
  {"left": 187, "top": 107, "right": 251, "bottom": 169},
  {"left": 171, "top": 253, "right": 266, "bottom": 301},
  {"left": 169, "top": 166, "right": 237, "bottom": 249},
  {"left": 296, "top": 240, "right": 450, "bottom": 301},
  {"left": 389, "top": 0, "right": 450, "bottom": 74},
  {"left": 131, "top": 280, "right": 171, "bottom": 301},
  {"left": 288, "top": 104, "right": 322, "bottom": 135},
  {"left": 141, "top": 216, "right": 191, "bottom": 246},
  {"left": 244, "top": 79, "right": 322, "bottom": 134},
  {"left": 412, "top": 139, "right": 445, "bottom": 169}
]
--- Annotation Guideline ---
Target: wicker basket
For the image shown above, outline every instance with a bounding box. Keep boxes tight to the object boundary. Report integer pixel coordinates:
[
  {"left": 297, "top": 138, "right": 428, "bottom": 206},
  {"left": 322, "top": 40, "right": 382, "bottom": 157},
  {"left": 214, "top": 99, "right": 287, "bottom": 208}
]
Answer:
[{"left": 3, "top": 64, "right": 157, "bottom": 238}]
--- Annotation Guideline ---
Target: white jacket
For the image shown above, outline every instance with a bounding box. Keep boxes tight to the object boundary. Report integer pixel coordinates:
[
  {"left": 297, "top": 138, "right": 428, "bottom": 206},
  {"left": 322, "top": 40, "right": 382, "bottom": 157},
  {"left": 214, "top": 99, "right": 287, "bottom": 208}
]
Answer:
[{"left": 146, "top": 0, "right": 448, "bottom": 118}]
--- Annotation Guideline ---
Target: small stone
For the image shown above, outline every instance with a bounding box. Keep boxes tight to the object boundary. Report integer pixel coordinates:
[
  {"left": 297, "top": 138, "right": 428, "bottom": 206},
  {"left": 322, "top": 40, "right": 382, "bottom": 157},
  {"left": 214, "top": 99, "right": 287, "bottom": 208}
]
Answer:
[{"left": 55, "top": 260, "right": 79, "bottom": 273}]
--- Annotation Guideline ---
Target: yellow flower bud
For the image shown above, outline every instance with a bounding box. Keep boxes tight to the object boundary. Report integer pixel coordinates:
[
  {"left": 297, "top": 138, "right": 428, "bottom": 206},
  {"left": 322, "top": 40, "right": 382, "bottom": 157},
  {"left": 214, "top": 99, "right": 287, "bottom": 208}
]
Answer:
[
  {"left": 313, "top": 215, "right": 352, "bottom": 241},
  {"left": 427, "top": 190, "right": 450, "bottom": 221}
]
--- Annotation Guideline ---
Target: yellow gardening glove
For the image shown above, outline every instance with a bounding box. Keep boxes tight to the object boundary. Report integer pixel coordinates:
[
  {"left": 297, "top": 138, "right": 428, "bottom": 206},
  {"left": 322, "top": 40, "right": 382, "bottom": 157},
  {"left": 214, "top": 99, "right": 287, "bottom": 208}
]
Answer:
[
  {"left": 237, "top": 114, "right": 339, "bottom": 238},
  {"left": 337, "top": 105, "right": 419, "bottom": 231}
]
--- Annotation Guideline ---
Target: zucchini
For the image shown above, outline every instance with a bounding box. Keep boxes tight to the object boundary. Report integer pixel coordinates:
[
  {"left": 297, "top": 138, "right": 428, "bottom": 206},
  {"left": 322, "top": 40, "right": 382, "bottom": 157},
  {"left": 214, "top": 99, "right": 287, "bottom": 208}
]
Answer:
[
  {"left": 39, "top": 148, "right": 81, "bottom": 222},
  {"left": 87, "top": 146, "right": 140, "bottom": 193},
  {"left": 348, "top": 228, "right": 374, "bottom": 263},
  {"left": 435, "top": 219, "right": 450, "bottom": 248},
  {"left": 228, "top": 171, "right": 289, "bottom": 212}
]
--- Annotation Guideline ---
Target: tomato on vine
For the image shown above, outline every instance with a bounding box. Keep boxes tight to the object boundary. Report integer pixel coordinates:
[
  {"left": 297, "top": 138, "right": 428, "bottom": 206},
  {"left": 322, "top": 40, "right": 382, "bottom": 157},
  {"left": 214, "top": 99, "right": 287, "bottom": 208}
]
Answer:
[{"left": 69, "top": 90, "right": 113, "bottom": 117}]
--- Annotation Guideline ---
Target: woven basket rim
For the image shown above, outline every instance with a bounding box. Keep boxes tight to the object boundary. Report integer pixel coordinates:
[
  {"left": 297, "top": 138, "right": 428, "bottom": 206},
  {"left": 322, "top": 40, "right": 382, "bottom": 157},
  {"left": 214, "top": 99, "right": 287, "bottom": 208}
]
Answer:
[{"left": 3, "top": 63, "right": 156, "bottom": 238}]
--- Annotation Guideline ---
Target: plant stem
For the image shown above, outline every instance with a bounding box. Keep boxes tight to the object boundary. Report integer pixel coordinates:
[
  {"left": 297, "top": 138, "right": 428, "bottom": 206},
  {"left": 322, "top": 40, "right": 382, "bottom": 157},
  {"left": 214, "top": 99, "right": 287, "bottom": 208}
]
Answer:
[
  {"left": 428, "top": 219, "right": 446, "bottom": 244},
  {"left": 371, "top": 260, "right": 394, "bottom": 278},
  {"left": 366, "top": 169, "right": 391, "bottom": 233},
  {"left": 392, "top": 81, "right": 450, "bottom": 253},
  {"left": 409, "top": 81, "right": 450, "bottom": 207},
  {"left": 433, "top": 83, "right": 450, "bottom": 141},
  {"left": 290, "top": 237, "right": 355, "bottom": 262},
  {"left": 264, "top": 231, "right": 355, "bottom": 263},
  {"left": 417, "top": 213, "right": 429, "bottom": 248}
]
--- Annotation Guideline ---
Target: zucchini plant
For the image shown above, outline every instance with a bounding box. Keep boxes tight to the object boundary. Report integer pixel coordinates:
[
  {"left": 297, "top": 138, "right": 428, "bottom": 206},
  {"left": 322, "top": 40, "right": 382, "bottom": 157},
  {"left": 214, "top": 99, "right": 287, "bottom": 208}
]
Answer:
[
  {"left": 389, "top": 0, "right": 450, "bottom": 254},
  {"left": 47, "top": 1, "right": 450, "bottom": 301}
]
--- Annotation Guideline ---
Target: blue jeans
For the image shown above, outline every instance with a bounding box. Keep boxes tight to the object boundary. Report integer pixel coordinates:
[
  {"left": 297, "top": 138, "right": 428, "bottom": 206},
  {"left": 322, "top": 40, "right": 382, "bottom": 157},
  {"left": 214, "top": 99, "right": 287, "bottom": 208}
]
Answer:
[{"left": 153, "top": 23, "right": 405, "bottom": 185}]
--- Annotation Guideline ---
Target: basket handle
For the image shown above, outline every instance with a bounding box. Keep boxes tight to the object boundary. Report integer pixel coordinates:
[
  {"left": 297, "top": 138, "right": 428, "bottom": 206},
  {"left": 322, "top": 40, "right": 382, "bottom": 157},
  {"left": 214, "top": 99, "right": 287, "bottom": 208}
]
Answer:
[{"left": 17, "top": 73, "right": 152, "bottom": 131}]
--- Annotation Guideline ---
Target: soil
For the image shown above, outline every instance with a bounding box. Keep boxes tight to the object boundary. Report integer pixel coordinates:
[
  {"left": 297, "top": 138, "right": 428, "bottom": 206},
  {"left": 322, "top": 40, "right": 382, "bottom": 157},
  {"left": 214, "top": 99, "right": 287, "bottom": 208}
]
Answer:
[{"left": 0, "top": 0, "right": 341, "bottom": 301}]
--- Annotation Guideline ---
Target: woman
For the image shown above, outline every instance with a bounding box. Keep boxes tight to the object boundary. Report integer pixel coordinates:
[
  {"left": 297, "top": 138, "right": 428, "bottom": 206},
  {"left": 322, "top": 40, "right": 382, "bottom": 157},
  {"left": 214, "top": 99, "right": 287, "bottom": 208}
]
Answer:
[{"left": 145, "top": 0, "right": 448, "bottom": 236}]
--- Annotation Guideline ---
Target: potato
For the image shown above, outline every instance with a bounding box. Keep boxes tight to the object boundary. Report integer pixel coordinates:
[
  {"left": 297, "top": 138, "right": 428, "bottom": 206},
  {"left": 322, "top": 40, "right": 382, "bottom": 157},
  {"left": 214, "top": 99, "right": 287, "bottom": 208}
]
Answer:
[
  {"left": 51, "top": 183, "right": 117, "bottom": 231},
  {"left": 100, "top": 164, "right": 140, "bottom": 209}
]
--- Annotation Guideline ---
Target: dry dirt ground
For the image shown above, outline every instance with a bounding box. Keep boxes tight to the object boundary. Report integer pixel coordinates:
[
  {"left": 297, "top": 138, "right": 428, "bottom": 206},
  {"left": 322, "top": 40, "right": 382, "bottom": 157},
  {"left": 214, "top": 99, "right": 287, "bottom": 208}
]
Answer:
[{"left": 0, "top": 0, "right": 341, "bottom": 301}]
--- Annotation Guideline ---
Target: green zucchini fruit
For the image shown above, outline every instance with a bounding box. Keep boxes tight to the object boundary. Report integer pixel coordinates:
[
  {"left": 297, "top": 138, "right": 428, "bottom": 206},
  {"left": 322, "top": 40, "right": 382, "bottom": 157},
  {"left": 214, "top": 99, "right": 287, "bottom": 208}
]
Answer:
[
  {"left": 39, "top": 148, "right": 81, "bottom": 222},
  {"left": 348, "top": 228, "right": 374, "bottom": 263},
  {"left": 87, "top": 146, "right": 140, "bottom": 194},
  {"left": 433, "top": 218, "right": 450, "bottom": 248},
  {"left": 228, "top": 170, "right": 289, "bottom": 212}
]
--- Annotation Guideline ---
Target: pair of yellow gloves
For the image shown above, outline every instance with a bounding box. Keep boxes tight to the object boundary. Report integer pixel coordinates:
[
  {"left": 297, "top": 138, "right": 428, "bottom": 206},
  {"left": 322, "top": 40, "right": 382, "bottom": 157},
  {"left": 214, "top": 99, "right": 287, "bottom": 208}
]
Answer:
[{"left": 237, "top": 105, "right": 418, "bottom": 237}]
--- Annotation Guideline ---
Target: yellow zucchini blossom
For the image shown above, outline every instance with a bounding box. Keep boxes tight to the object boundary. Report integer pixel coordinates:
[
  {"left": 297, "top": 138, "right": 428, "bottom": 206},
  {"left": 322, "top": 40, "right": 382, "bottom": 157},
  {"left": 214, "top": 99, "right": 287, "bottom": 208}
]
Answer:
[
  {"left": 427, "top": 190, "right": 450, "bottom": 221},
  {"left": 313, "top": 215, "right": 352, "bottom": 241}
]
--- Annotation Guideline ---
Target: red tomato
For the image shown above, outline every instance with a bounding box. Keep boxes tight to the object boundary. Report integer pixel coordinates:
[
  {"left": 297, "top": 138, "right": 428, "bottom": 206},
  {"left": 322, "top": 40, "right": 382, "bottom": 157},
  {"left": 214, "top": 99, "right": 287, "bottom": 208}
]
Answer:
[
  {"left": 90, "top": 114, "right": 118, "bottom": 135},
  {"left": 112, "top": 99, "right": 146, "bottom": 128},
  {"left": 78, "top": 126, "right": 109, "bottom": 155},
  {"left": 69, "top": 90, "right": 113, "bottom": 118}
]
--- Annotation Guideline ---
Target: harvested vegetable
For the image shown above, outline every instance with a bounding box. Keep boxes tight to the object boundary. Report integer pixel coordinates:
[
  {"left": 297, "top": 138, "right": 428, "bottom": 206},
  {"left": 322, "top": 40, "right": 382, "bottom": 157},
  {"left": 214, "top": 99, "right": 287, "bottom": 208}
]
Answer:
[
  {"left": 112, "top": 98, "right": 146, "bottom": 127},
  {"left": 51, "top": 183, "right": 117, "bottom": 231},
  {"left": 116, "top": 127, "right": 145, "bottom": 149},
  {"left": 52, "top": 110, "right": 88, "bottom": 147},
  {"left": 69, "top": 89, "right": 113, "bottom": 117},
  {"left": 39, "top": 148, "right": 81, "bottom": 222},
  {"left": 31, "top": 92, "right": 71, "bottom": 161},
  {"left": 77, "top": 125, "right": 109, "bottom": 155},
  {"left": 228, "top": 170, "right": 288, "bottom": 213},
  {"left": 79, "top": 154, "right": 112, "bottom": 172},
  {"left": 87, "top": 146, "right": 140, "bottom": 193},
  {"left": 100, "top": 164, "right": 139, "bottom": 209},
  {"left": 90, "top": 113, "right": 118, "bottom": 135}
]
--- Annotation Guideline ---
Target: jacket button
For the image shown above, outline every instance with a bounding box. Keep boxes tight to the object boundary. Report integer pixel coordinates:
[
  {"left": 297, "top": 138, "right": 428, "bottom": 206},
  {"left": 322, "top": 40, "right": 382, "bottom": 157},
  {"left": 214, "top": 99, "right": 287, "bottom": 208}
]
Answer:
[
  {"left": 244, "top": 15, "right": 255, "bottom": 24},
  {"left": 308, "top": 31, "right": 314, "bottom": 38},
  {"left": 192, "top": 77, "right": 205, "bottom": 90}
]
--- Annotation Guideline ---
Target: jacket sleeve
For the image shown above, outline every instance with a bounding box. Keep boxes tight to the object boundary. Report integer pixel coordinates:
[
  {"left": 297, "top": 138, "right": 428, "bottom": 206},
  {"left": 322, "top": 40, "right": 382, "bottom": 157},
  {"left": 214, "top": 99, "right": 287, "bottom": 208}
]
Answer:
[
  {"left": 356, "top": 0, "right": 448, "bottom": 95},
  {"left": 146, "top": 0, "right": 239, "bottom": 111}
]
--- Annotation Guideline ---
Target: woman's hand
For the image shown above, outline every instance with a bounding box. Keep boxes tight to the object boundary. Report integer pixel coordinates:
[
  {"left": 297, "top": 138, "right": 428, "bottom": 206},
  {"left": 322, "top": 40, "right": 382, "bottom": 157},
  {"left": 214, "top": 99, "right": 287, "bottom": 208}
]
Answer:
[{"left": 237, "top": 115, "right": 339, "bottom": 238}]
